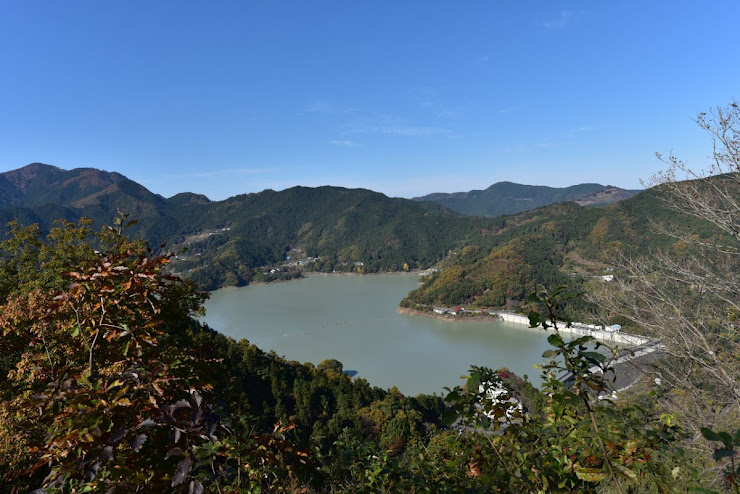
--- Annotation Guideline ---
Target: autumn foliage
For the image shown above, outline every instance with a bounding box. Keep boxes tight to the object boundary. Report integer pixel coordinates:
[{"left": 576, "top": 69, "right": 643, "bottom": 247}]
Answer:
[{"left": 0, "top": 217, "right": 227, "bottom": 492}]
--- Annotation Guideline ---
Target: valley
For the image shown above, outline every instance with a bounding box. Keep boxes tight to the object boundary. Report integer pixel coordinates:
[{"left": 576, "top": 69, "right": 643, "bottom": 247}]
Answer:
[{"left": 0, "top": 159, "right": 737, "bottom": 492}]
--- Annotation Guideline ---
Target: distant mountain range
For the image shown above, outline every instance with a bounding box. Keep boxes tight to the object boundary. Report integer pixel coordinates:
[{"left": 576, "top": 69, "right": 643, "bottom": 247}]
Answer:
[
  {"left": 0, "top": 163, "right": 653, "bottom": 298},
  {"left": 413, "top": 182, "right": 640, "bottom": 217},
  {"left": 0, "top": 164, "right": 484, "bottom": 289}
]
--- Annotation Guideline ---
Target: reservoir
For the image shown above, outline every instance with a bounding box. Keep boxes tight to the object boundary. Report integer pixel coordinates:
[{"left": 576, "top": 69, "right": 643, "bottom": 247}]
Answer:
[{"left": 202, "top": 273, "right": 556, "bottom": 396}]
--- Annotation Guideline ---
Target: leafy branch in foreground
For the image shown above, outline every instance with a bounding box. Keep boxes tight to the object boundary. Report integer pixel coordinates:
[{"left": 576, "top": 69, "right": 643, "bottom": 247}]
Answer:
[
  {"left": 593, "top": 100, "right": 740, "bottom": 491},
  {"left": 697, "top": 427, "right": 740, "bottom": 494},
  {"left": 444, "top": 285, "right": 680, "bottom": 493},
  {"left": 0, "top": 216, "right": 221, "bottom": 491}
]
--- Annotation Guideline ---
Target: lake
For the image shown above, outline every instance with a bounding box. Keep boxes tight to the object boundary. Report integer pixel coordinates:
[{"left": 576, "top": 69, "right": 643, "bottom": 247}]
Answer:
[{"left": 202, "top": 273, "right": 556, "bottom": 396}]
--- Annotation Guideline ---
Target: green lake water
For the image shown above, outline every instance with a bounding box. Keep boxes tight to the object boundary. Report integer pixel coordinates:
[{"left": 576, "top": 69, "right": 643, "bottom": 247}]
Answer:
[{"left": 202, "top": 273, "right": 555, "bottom": 396}]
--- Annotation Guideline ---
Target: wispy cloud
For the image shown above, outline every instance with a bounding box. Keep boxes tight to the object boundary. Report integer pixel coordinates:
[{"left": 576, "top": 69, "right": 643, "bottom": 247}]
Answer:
[
  {"left": 410, "top": 86, "right": 462, "bottom": 119},
  {"left": 509, "top": 124, "right": 594, "bottom": 152},
  {"left": 306, "top": 100, "right": 335, "bottom": 114},
  {"left": 305, "top": 99, "right": 361, "bottom": 116},
  {"left": 349, "top": 124, "right": 451, "bottom": 137},
  {"left": 307, "top": 98, "right": 457, "bottom": 139},
  {"left": 328, "top": 140, "right": 360, "bottom": 147},
  {"left": 345, "top": 110, "right": 454, "bottom": 137},
  {"left": 541, "top": 10, "right": 582, "bottom": 29}
]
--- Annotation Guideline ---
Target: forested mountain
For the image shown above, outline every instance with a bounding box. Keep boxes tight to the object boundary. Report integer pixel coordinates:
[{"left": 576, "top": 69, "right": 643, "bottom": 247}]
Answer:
[
  {"left": 413, "top": 181, "right": 639, "bottom": 217},
  {"left": 0, "top": 164, "right": 494, "bottom": 289},
  {"left": 0, "top": 163, "right": 183, "bottom": 246},
  {"left": 0, "top": 164, "right": 688, "bottom": 299},
  {"left": 402, "top": 185, "right": 720, "bottom": 314},
  {"left": 167, "top": 185, "right": 497, "bottom": 289}
]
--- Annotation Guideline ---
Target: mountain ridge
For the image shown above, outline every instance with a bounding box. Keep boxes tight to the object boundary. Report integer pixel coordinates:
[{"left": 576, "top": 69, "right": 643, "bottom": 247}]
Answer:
[
  {"left": 0, "top": 163, "right": 649, "bottom": 294},
  {"left": 0, "top": 164, "right": 487, "bottom": 289},
  {"left": 413, "top": 181, "right": 640, "bottom": 217}
]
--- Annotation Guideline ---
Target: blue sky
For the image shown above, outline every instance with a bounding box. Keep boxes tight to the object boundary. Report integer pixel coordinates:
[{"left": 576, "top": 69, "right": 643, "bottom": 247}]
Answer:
[{"left": 0, "top": 1, "right": 738, "bottom": 200}]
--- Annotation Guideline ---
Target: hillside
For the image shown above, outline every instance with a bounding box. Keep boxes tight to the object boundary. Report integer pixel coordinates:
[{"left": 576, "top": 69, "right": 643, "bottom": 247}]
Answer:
[
  {"left": 413, "top": 181, "right": 639, "bottom": 217},
  {"left": 166, "top": 186, "right": 491, "bottom": 289},
  {"left": 0, "top": 163, "right": 184, "bottom": 246},
  {"left": 0, "top": 164, "right": 688, "bottom": 298},
  {"left": 0, "top": 217, "right": 683, "bottom": 493},
  {"left": 402, "top": 185, "right": 716, "bottom": 314},
  {"left": 0, "top": 164, "right": 494, "bottom": 290}
]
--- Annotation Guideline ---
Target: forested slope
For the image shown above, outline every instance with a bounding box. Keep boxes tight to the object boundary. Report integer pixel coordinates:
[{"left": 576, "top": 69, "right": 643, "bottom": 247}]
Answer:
[
  {"left": 0, "top": 219, "right": 687, "bottom": 492},
  {"left": 0, "top": 164, "right": 493, "bottom": 289},
  {"left": 402, "top": 186, "right": 721, "bottom": 314}
]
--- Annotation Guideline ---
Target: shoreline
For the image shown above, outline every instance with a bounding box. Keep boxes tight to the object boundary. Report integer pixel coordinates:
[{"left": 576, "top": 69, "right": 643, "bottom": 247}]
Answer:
[
  {"left": 252, "top": 269, "right": 419, "bottom": 285},
  {"left": 215, "top": 270, "right": 421, "bottom": 290},
  {"left": 305, "top": 270, "right": 420, "bottom": 277},
  {"left": 396, "top": 306, "right": 497, "bottom": 323}
]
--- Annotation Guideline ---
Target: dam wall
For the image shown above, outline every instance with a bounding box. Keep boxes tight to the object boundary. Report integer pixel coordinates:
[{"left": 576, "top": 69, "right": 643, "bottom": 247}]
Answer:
[{"left": 494, "top": 311, "right": 650, "bottom": 346}]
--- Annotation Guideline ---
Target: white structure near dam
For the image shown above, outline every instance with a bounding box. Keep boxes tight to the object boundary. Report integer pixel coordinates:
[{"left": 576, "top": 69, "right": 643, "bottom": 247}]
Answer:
[{"left": 493, "top": 311, "right": 649, "bottom": 346}]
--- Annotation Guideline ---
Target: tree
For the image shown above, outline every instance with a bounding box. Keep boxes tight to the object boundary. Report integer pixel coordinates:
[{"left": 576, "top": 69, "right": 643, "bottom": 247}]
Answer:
[
  {"left": 593, "top": 101, "right": 740, "bottom": 490},
  {"left": 440, "top": 286, "right": 680, "bottom": 493},
  {"left": 0, "top": 217, "right": 231, "bottom": 492}
]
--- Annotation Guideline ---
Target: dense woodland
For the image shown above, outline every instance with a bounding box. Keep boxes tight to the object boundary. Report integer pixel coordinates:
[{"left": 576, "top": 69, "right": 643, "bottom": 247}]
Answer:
[
  {"left": 0, "top": 218, "right": 696, "bottom": 492},
  {"left": 401, "top": 187, "right": 723, "bottom": 319}
]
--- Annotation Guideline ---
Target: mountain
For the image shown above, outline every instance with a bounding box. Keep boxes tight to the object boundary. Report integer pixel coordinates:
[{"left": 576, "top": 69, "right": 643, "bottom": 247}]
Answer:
[
  {"left": 0, "top": 164, "right": 493, "bottom": 290},
  {"left": 167, "top": 185, "right": 490, "bottom": 289},
  {"left": 0, "top": 163, "right": 129, "bottom": 208},
  {"left": 413, "top": 181, "right": 640, "bottom": 217},
  {"left": 402, "top": 184, "right": 719, "bottom": 314},
  {"left": 573, "top": 185, "right": 639, "bottom": 207},
  {"left": 0, "top": 163, "right": 184, "bottom": 244},
  {"left": 0, "top": 164, "right": 660, "bottom": 295}
]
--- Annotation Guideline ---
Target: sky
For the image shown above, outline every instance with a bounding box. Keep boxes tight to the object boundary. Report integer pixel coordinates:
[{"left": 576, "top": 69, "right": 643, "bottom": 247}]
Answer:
[{"left": 0, "top": 1, "right": 738, "bottom": 200}]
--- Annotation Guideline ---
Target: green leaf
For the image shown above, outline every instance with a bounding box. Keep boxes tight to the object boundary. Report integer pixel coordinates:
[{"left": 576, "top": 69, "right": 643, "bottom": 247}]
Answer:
[
  {"left": 444, "top": 390, "right": 460, "bottom": 402},
  {"left": 583, "top": 351, "right": 606, "bottom": 364},
  {"left": 542, "top": 349, "right": 558, "bottom": 358},
  {"left": 441, "top": 410, "right": 458, "bottom": 426},
  {"left": 713, "top": 448, "right": 736, "bottom": 460},
  {"left": 570, "top": 335, "right": 595, "bottom": 346},
  {"left": 528, "top": 311, "right": 541, "bottom": 328},
  {"left": 551, "top": 401, "right": 564, "bottom": 420},
  {"left": 717, "top": 431, "right": 733, "bottom": 445},
  {"left": 612, "top": 462, "right": 638, "bottom": 481},
  {"left": 547, "top": 334, "right": 565, "bottom": 347},
  {"left": 574, "top": 465, "right": 608, "bottom": 482},
  {"left": 550, "top": 286, "right": 566, "bottom": 297},
  {"left": 701, "top": 427, "right": 721, "bottom": 442}
]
